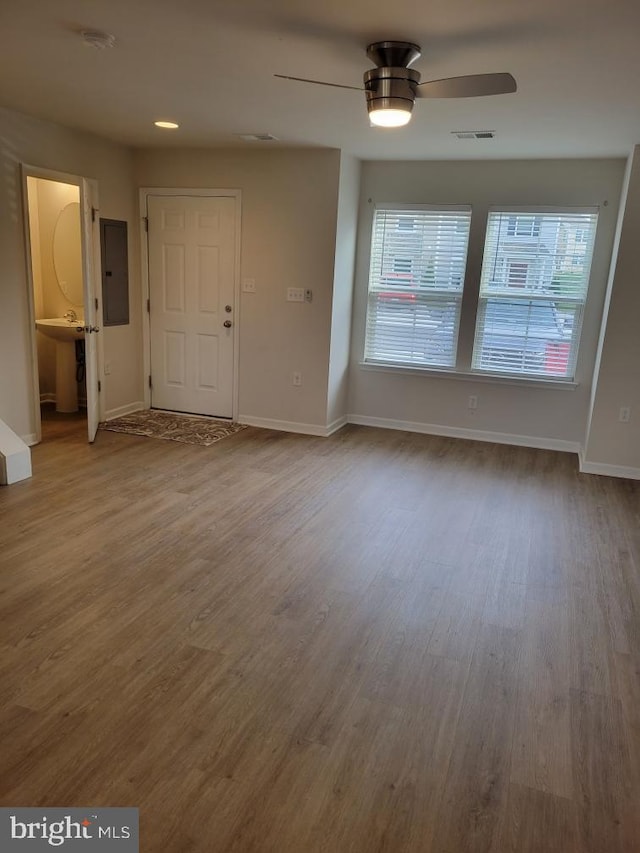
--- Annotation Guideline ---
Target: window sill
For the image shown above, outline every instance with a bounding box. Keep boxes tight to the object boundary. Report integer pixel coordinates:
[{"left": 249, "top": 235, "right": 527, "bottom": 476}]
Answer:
[{"left": 359, "top": 361, "right": 579, "bottom": 390}]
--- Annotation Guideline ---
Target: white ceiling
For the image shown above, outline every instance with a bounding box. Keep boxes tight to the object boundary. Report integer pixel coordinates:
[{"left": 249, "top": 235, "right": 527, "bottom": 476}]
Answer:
[{"left": 1, "top": 0, "right": 639, "bottom": 159}]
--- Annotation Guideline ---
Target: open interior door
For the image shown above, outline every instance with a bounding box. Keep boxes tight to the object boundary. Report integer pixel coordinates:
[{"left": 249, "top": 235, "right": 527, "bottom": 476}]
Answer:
[{"left": 80, "top": 178, "right": 101, "bottom": 442}]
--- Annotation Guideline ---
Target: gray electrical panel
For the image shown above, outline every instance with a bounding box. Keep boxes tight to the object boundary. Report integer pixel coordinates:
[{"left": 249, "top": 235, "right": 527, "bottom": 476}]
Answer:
[{"left": 100, "top": 218, "right": 129, "bottom": 326}]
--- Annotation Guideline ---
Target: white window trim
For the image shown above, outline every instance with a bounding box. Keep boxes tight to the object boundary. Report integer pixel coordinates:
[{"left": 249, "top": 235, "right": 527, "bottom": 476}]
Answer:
[{"left": 359, "top": 360, "right": 579, "bottom": 390}]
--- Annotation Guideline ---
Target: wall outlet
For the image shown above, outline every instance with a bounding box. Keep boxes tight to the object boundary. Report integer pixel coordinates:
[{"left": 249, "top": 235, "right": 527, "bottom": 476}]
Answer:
[
  {"left": 619, "top": 406, "right": 631, "bottom": 423},
  {"left": 242, "top": 278, "right": 256, "bottom": 293},
  {"left": 292, "top": 371, "right": 302, "bottom": 387},
  {"left": 287, "top": 287, "right": 305, "bottom": 302},
  {"left": 468, "top": 395, "right": 478, "bottom": 410}
]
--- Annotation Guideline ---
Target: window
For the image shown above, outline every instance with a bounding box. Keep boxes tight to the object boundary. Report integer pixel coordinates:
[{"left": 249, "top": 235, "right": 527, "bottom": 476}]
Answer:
[
  {"left": 507, "top": 215, "right": 541, "bottom": 237},
  {"left": 393, "top": 257, "right": 413, "bottom": 273},
  {"left": 365, "top": 207, "right": 472, "bottom": 368},
  {"left": 507, "top": 262, "right": 529, "bottom": 287},
  {"left": 473, "top": 209, "right": 598, "bottom": 379}
]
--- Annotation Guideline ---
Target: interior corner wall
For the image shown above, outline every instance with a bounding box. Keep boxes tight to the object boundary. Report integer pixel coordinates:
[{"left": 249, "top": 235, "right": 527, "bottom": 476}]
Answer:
[
  {"left": 0, "top": 106, "right": 142, "bottom": 441},
  {"left": 327, "top": 154, "right": 361, "bottom": 428},
  {"left": 134, "top": 147, "right": 342, "bottom": 431},
  {"left": 347, "top": 158, "right": 625, "bottom": 448},
  {"left": 583, "top": 144, "right": 640, "bottom": 474}
]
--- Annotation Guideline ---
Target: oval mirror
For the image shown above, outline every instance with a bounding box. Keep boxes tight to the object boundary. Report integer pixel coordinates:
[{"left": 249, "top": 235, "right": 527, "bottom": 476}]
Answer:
[{"left": 53, "top": 202, "right": 83, "bottom": 306}]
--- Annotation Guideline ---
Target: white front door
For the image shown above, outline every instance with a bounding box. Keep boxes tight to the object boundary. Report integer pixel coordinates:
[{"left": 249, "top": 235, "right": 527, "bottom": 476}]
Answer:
[{"left": 147, "top": 195, "right": 237, "bottom": 418}]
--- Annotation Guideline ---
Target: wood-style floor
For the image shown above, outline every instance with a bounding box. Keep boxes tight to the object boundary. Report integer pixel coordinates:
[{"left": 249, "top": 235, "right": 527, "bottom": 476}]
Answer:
[{"left": 1, "top": 412, "right": 640, "bottom": 852}]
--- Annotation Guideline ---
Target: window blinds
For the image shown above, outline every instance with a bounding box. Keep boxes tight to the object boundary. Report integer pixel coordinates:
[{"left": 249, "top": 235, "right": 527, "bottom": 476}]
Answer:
[
  {"left": 472, "top": 209, "right": 598, "bottom": 379},
  {"left": 365, "top": 207, "right": 472, "bottom": 368}
]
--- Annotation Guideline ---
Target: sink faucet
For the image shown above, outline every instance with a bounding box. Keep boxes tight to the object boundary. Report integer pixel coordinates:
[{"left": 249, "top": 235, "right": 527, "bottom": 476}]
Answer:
[{"left": 63, "top": 309, "right": 77, "bottom": 323}]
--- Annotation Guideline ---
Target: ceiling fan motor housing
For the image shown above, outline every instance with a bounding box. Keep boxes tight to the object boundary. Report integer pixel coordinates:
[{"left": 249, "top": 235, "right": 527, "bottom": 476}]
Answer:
[
  {"left": 366, "top": 41, "right": 421, "bottom": 69},
  {"left": 363, "top": 66, "right": 421, "bottom": 115},
  {"left": 364, "top": 42, "right": 422, "bottom": 118}
]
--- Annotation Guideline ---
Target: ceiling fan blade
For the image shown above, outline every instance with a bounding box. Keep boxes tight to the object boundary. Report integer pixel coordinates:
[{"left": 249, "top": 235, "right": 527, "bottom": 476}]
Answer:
[
  {"left": 416, "top": 72, "right": 517, "bottom": 99},
  {"left": 274, "top": 74, "right": 363, "bottom": 92}
]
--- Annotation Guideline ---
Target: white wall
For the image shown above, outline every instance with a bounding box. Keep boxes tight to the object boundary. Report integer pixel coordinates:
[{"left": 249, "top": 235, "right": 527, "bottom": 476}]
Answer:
[
  {"left": 134, "top": 147, "right": 342, "bottom": 432},
  {"left": 348, "top": 158, "right": 625, "bottom": 449},
  {"left": 583, "top": 146, "right": 640, "bottom": 474},
  {"left": 327, "top": 154, "right": 361, "bottom": 427},
  {"left": 0, "top": 106, "right": 142, "bottom": 441}
]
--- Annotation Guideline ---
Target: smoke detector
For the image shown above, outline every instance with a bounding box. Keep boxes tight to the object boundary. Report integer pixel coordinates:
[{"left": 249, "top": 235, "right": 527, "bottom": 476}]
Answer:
[{"left": 81, "top": 30, "right": 116, "bottom": 49}]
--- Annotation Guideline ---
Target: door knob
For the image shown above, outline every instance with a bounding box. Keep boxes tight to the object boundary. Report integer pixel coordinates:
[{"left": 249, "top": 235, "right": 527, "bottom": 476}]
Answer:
[
  {"left": 223, "top": 320, "right": 232, "bottom": 328},
  {"left": 225, "top": 305, "right": 232, "bottom": 313}
]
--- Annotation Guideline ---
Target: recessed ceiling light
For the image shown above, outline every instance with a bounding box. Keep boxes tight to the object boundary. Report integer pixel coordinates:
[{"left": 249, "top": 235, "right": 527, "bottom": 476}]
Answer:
[{"left": 154, "top": 121, "right": 179, "bottom": 129}]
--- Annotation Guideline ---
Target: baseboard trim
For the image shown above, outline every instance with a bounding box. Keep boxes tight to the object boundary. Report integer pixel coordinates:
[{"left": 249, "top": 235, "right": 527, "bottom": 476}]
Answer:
[
  {"left": 21, "top": 433, "right": 39, "bottom": 447},
  {"left": 239, "top": 415, "right": 337, "bottom": 438},
  {"left": 104, "top": 401, "right": 146, "bottom": 422},
  {"left": 578, "top": 452, "right": 640, "bottom": 480},
  {"left": 326, "top": 416, "right": 348, "bottom": 436},
  {"left": 346, "top": 414, "right": 581, "bottom": 454}
]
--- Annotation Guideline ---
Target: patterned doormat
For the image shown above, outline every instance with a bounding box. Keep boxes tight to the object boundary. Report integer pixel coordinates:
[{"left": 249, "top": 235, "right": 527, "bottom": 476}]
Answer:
[{"left": 99, "top": 409, "right": 247, "bottom": 447}]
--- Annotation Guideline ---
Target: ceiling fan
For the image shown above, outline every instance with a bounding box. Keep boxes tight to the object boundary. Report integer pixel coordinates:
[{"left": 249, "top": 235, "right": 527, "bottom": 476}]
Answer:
[{"left": 275, "top": 41, "right": 517, "bottom": 128}]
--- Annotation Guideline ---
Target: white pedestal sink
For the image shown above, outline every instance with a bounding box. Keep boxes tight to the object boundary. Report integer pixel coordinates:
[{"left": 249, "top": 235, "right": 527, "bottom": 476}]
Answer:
[{"left": 35, "top": 319, "right": 84, "bottom": 413}]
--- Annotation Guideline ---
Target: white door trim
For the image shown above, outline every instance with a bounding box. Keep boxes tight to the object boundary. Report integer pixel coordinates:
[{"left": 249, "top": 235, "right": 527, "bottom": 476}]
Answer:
[
  {"left": 20, "top": 164, "right": 104, "bottom": 443},
  {"left": 139, "top": 188, "right": 242, "bottom": 420}
]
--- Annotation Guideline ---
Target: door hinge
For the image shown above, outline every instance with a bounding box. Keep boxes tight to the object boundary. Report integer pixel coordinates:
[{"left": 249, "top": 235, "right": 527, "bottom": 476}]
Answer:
[
  {"left": 146, "top": 298, "right": 150, "bottom": 313},
  {"left": 92, "top": 206, "right": 97, "bottom": 223},
  {"left": 144, "top": 216, "right": 149, "bottom": 232},
  {"left": 148, "top": 375, "right": 152, "bottom": 389},
  {"left": 98, "top": 380, "right": 102, "bottom": 392},
  {"left": 95, "top": 297, "right": 99, "bottom": 311}
]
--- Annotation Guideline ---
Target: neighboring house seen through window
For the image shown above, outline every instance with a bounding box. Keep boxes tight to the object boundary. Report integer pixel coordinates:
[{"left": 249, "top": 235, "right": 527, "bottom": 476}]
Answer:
[{"left": 507, "top": 215, "right": 541, "bottom": 237}]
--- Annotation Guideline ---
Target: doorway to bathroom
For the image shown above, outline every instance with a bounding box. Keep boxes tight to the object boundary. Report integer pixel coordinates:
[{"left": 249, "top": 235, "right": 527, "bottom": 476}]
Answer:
[{"left": 22, "top": 167, "right": 102, "bottom": 444}]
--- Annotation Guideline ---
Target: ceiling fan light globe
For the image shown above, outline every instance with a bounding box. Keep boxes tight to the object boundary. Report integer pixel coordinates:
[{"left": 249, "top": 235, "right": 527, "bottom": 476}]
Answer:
[
  {"left": 367, "top": 97, "right": 413, "bottom": 127},
  {"left": 369, "top": 108, "right": 412, "bottom": 127}
]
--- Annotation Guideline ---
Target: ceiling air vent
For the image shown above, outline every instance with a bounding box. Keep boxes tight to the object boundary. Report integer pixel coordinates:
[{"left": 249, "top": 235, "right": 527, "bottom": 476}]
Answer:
[
  {"left": 452, "top": 130, "right": 495, "bottom": 140},
  {"left": 81, "top": 30, "right": 116, "bottom": 49},
  {"left": 236, "top": 133, "right": 279, "bottom": 142}
]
